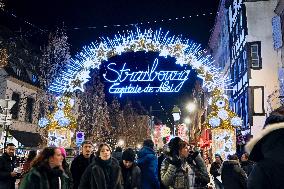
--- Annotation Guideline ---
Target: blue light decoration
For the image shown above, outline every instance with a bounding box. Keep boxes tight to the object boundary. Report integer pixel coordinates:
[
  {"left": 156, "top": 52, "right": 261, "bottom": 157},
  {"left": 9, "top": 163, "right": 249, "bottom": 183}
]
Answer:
[
  {"left": 58, "top": 117, "right": 71, "bottom": 127},
  {"left": 38, "top": 117, "right": 50, "bottom": 128},
  {"left": 48, "top": 28, "right": 229, "bottom": 95},
  {"left": 103, "top": 58, "right": 191, "bottom": 97}
]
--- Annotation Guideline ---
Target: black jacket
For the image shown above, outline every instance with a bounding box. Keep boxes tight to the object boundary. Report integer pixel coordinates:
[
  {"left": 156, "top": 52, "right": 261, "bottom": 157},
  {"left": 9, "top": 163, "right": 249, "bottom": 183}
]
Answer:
[
  {"left": 79, "top": 157, "right": 123, "bottom": 189},
  {"left": 221, "top": 160, "right": 247, "bottom": 189},
  {"left": 240, "top": 160, "right": 254, "bottom": 176},
  {"left": 0, "top": 153, "right": 17, "bottom": 189},
  {"left": 120, "top": 162, "right": 141, "bottom": 189},
  {"left": 70, "top": 154, "right": 94, "bottom": 189},
  {"left": 245, "top": 122, "right": 284, "bottom": 189},
  {"left": 209, "top": 161, "right": 221, "bottom": 179}
]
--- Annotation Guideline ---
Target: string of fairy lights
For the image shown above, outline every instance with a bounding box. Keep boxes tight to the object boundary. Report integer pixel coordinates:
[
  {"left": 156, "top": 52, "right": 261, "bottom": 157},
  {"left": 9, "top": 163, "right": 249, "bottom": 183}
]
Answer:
[{"left": 1, "top": 6, "right": 217, "bottom": 35}]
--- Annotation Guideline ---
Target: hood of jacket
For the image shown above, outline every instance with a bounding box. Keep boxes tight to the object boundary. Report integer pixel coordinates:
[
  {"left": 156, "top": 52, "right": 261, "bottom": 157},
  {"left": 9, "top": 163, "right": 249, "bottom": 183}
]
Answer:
[
  {"left": 245, "top": 122, "right": 284, "bottom": 162},
  {"left": 137, "top": 146, "right": 155, "bottom": 158}
]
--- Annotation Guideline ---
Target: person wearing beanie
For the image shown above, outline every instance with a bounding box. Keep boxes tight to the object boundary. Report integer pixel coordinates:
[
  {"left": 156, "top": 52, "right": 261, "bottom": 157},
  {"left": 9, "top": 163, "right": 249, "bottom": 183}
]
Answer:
[
  {"left": 245, "top": 110, "right": 284, "bottom": 189},
  {"left": 120, "top": 148, "right": 141, "bottom": 189},
  {"left": 59, "top": 147, "right": 73, "bottom": 189},
  {"left": 161, "top": 137, "right": 210, "bottom": 189},
  {"left": 137, "top": 139, "right": 160, "bottom": 189}
]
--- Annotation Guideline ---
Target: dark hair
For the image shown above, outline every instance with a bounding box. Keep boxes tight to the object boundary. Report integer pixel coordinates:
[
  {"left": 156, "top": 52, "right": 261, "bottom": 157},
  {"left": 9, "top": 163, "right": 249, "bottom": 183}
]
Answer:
[
  {"left": 81, "top": 140, "right": 93, "bottom": 147},
  {"left": 143, "top": 139, "right": 154, "bottom": 149},
  {"left": 96, "top": 143, "right": 111, "bottom": 157},
  {"left": 228, "top": 154, "right": 239, "bottom": 161},
  {"left": 168, "top": 137, "right": 188, "bottom": 156},
  {"left": 31, "top": 147, "right": 57, "bottom": 169},
  {"left": 242, "top": 152, "right": 249, "bottom": 159},
  {"left": 115, "top": 146, "right": 122, "bottom": 152},
  {"left": 27, "top": 150, "right": 37, "bottom": 162},
  {"left": 6, "top": 143, "right": 15, "bottom": 148}
]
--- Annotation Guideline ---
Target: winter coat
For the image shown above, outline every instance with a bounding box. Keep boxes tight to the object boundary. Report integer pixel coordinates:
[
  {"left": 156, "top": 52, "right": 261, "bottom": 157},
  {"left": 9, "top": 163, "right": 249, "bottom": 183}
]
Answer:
[
  {"left": 137, "top": 146, "right": 160, "bottom": 189},
  {"left": 120, "top": 162, "right": 141, "bottom": 189},
  {"left": 0, "top": 153, "right": 17, "bottom": 189},
  {"left": 240, "top": 160, "right": 254, "bottom": 176},
  {"left": 221, "top": 160, "right": 247, "bottom": 189},
  {"left": 158, "top": 153, "right": 167, "bottom": 189},
  {"left": 161, "top": 153, "right": 209, "bottom": 189},
  {"left": 79, "top": 157, "right": 123, "bottom": 189},
  {"left": 161, "top": 158, "right": 195, "bottom": 189},
  {"left": 19, "top": 167, "right": 70, "bottom": 189},
  {"left": 187, "top": 153, "right": 210, "bottom": 188},
  {"left": 209, "top": 162, "right": 221, "bottom": 179},
  {"left": 245, "top": 122, "right": 284, "bottom": 189},
  {"left": 70, "top": 154, "right": 94, "bottom": 189},
  {"left": 112, "top": 152, "right": 123, "bottom": 162}
]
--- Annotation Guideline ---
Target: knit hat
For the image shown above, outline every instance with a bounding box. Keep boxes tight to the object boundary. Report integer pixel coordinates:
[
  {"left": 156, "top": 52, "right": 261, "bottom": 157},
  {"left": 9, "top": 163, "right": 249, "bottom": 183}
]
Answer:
[
  {"left": 58, "top": 147, "right": 66, "bottom": 158},
  {"left": 245, "top": 114, "right": 284, "bottom": 161},
  {"left": 122, "top": 148, "right": 136, "bottom": 162},
  {"left": 168, "top": 137, "right": 182, "bottom": 156}
]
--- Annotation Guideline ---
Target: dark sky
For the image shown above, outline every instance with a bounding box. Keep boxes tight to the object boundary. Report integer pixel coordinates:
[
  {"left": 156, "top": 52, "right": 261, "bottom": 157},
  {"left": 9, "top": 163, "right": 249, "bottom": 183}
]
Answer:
[{"left": 2, "top": 0, "right": 220, "bottom": 125}]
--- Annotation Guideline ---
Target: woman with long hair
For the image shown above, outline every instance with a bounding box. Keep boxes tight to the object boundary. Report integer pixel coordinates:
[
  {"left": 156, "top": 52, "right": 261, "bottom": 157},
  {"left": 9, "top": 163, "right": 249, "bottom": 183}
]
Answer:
[
  {"left": 79, "top": 143, "right": 123, "bottom": 189},
  {"left": 19, "top": 147, "right": 70, "bottom": 189}
]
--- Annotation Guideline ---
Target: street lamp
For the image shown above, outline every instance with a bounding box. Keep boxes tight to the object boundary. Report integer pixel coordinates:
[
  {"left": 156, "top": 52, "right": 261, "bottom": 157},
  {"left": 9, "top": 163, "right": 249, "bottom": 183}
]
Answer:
[
  {"left": 0, "top": 99, "right": 16, "bottom": 148},
  {"left": 172, "top": 105, "right": 181, "bottom": 136}
]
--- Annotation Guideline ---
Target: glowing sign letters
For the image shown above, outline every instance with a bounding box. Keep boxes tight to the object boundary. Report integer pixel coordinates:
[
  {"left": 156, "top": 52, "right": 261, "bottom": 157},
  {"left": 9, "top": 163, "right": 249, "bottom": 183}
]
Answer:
[{"left": 103, "top": 58, "right": 190, "bottom": 96}]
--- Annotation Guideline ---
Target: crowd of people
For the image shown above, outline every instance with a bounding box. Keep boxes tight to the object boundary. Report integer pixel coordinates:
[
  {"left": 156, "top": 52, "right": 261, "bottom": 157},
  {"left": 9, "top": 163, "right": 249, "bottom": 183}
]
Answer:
[{"left": 0, "top": 110, "right": 283, "bottom": 189}]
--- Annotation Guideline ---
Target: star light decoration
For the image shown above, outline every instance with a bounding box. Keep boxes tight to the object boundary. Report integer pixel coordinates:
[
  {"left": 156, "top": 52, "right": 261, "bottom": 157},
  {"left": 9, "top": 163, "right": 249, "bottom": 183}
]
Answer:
[
  {"left": 204, "top": 88, "right": 243, "bottom": 130},
  {"left": 48, "top": 28, "right": 229, "bottom": 94},
  {"left": 38, "top": 95, "right": 77, "bottom": 130}
]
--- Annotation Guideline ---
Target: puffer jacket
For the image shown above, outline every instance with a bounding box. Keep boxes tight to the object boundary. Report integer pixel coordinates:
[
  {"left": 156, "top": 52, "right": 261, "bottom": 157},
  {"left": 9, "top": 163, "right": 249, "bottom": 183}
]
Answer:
[
  {"left": 161, "top": 158, "right": 195, "bottom": 189},
  {"left": 161, "top": 153, "right": 209, "bottom": 189}
]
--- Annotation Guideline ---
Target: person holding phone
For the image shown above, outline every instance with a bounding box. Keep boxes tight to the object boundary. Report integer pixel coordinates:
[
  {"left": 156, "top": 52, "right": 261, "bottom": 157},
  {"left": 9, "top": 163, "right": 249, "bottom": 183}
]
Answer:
[{"left": 161, "top": 137, "right": 209, "bottom": 189}]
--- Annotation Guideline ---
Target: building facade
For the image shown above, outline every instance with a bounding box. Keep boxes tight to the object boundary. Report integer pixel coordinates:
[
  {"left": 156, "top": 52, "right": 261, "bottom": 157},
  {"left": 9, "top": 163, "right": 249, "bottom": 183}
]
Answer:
[{"left": 209, "top": 0, "right": 281, "bottom": 137}]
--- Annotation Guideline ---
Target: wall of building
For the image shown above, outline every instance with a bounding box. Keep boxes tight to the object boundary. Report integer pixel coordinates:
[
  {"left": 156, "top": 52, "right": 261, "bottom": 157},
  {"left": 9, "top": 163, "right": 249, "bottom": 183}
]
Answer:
[{"left": 245, "top": 0, "right": 281, "bottom": 134}]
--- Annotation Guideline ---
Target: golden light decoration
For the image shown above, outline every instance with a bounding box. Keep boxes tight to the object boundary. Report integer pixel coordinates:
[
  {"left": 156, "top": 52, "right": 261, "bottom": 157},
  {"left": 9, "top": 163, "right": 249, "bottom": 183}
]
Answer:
[
  {"left": 203, "top": 87, "right": 243, "bottom": 130},
  {"left": 0, "top": 49, "right": 8, "bottom": 68},
  {"left": 211, "top": 128, "right": 236, "bottom": 160},
  {"left": 38, "top": 95, "right": 77, "bottom": 130},
  {"left": 48, "top": 128, "right": 72, "bottom": 148}
]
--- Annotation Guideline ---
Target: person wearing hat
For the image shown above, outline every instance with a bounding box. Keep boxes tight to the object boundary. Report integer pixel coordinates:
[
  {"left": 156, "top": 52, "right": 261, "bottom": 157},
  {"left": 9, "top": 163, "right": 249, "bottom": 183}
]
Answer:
[
  {"left": 245, "top": 110, "right": 284, "bottom": 189},
  {"left": 59, "top": 147, "right": 73, "bottom": 189},
  {"left": 161, "top": 137, "right": 209, "bottom": 189},
  {"left": 120, "top": 148, "right": 141, "bottom": 189}
]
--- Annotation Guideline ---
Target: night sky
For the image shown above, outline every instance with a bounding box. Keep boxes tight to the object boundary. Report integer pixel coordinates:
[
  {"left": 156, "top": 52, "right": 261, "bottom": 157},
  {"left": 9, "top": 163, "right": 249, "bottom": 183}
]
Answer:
[{"left": 2, "top": 0, "right": 220, "bottom": 125}]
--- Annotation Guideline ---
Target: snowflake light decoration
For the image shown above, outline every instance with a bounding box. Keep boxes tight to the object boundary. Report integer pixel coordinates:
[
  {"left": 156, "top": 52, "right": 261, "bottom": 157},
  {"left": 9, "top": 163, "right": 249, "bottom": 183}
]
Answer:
[{"left": 48, "top": 28, "right": 229, "bottom": 94}]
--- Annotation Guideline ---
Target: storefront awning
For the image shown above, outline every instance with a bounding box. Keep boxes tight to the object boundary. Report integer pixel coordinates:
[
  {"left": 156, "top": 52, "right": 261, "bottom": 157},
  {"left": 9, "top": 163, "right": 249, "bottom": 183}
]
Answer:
[{"left": 9, "top": 130, "right": 42, "bottom": 147}]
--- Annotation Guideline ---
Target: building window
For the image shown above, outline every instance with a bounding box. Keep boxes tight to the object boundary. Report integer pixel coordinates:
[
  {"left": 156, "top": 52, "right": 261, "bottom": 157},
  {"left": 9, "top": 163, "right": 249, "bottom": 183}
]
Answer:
[
  {"left": 25, "top": 97, "right": 34, "bottom": 123},
  {"left": 11, "top": 92, "right": 20, "bottom": 119},
  {"left": 251, "top": 86, "right": 265, "bottom": 115},
  {"left": 248, "top": 41, "right": 262, "bottom": 69}
]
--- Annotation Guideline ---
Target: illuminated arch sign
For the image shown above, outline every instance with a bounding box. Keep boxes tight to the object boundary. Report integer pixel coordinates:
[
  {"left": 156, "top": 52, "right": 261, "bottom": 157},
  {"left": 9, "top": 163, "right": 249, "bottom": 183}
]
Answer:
[
  {"left": 48, "top": 28, "right": 228, "bottom": 95},
  {"left": 103, "top": 58, "right": 191, "bottom": 96}
]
